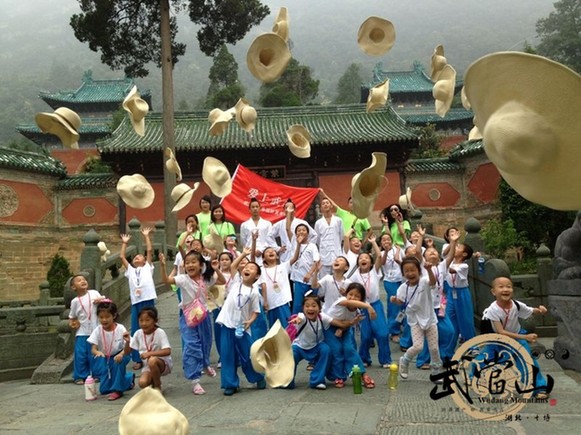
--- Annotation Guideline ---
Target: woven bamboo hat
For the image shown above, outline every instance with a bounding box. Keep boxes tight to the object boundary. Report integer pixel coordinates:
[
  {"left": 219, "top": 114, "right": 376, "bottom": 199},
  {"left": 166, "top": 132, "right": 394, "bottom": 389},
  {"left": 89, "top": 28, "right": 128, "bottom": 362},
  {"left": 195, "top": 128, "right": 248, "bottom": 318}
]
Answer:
[
  {"left": 357, "top": 16, "right": 396, "bottom": 56},
  {"left": 116, "top": 174, "right": 155, "bottom": 209},
  {"left": 122, "top": 86, "right": 149, "bottom": 137},
  {"left": 35, "top": 107, "right": 81, "bottom": 149}
]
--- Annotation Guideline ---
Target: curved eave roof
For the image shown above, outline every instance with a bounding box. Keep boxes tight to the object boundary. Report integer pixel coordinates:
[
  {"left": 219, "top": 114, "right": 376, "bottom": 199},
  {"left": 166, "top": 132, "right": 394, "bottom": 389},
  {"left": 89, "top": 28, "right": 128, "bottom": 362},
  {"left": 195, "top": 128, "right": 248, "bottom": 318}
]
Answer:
[
  {"left": 449, "top": 139, "right": 484, "bottom": 160},
  {"left": 99, "top": 104, "right": 420, "bottom": 154},
  {"left": 405, "top": 157, "right": 463, "bottom": 173},
  {"left": 0, "top": 147, "right": 67, "bottom": 177},
  {"left": 55, "top": 173, "right": 119, "bottom": 191},
  {"left": 39, "top": 79, "right": 151, "bottom": 104},
  {"left": 367, "top": 63, "right": 464, "bottom": 95},
  {"left": 396, "top": 107, "right": 473, "bottom": 124},
  {"left": 16, "top": 118, "right": 112, "bottom": 135}
]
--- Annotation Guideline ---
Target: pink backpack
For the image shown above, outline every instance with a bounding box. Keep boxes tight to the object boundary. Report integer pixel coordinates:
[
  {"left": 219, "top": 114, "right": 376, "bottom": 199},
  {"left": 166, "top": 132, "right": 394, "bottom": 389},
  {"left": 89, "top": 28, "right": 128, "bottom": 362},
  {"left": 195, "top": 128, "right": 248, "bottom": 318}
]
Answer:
[{"left": 285, "top": 314, "right": 321, "bottom": 342}]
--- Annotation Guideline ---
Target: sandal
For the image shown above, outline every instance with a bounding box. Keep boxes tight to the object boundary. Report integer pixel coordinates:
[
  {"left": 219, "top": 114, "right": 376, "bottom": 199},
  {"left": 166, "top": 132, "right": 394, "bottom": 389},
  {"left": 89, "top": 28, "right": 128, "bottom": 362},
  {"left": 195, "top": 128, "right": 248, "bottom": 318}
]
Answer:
[
  {"left": 192, "top": 383, "right": 206, "bottom": 395},
  {"left": 536, "top": 392, "right": 549, "bottom": 400},
  {"left": 334, "top": 378, "right": 345, "bottom": 388},
  {"left": 107, "top": 392, "right": 122, "bottom": 401},
  {"left": 390, "top": 335, "right": 400, "bottom": 344},
  {"left": 206, "top": 366, "right": 217, "bottom": 377},
  {"left": 132, "top": 362, "right": 143, "bottom": 370},
  {"left": 306, "top": 363, "right": 315, "bottom": 371},
  {"left": 420, "top": 364, "right": 431, "bottom": 370},
  {"left": 74, "top": 379, "right": 85, "bottom": 385},
  {"left": 362, "top": 374, "right": 375, "bottom": 389}
]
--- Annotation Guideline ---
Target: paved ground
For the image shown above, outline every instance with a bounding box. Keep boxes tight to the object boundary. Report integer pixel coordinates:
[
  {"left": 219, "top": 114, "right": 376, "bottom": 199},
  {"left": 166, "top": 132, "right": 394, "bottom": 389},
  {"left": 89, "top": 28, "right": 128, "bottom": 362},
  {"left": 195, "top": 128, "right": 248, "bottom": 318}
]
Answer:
[{"left": 1, "top": 291, "right": 580, "bottom": 434}]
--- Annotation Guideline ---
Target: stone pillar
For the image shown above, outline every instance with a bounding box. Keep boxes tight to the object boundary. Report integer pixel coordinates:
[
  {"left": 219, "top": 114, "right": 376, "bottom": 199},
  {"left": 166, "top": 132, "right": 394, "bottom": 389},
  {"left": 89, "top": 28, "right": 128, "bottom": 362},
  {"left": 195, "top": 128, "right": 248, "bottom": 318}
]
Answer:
[
  {"left": 154, "top": 221, "right": 167, "bottom": 258},
  {"left": 127, "top": 217, "right": 142, "bottom": 255},
  {"left": 464, "top": 217, "right": 484, "bottom": 254},
  {"left": 79, "top": 229, "right": 100, "bottom": 290}
]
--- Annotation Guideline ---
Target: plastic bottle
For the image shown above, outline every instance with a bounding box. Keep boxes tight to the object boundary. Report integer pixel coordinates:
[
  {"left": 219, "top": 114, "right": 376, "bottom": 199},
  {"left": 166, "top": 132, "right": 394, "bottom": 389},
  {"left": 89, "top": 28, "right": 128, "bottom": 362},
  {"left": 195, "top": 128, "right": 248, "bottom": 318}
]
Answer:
[
  {"left": 478, "top": 257, "right": 485, "bottom": 275},
  {"left": 84, "top": 375, "right": 97, "bottom": 401},
  {"left": 235, "top": 323, "right": 245, "bottom": 338},
  {"left": 388, "top": 363, "right": 399, "bottom": 390},
  {"left": 350, "top": 364, "right": 362, "bottom": 394}
]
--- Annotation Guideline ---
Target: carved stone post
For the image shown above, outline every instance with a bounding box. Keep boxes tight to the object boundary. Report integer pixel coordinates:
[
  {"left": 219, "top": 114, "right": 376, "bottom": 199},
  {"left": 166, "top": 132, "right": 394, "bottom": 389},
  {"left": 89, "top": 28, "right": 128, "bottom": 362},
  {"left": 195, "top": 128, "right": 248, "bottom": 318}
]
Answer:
[{"left": 80, "top": 229, "right": 100, "bottom": 290}]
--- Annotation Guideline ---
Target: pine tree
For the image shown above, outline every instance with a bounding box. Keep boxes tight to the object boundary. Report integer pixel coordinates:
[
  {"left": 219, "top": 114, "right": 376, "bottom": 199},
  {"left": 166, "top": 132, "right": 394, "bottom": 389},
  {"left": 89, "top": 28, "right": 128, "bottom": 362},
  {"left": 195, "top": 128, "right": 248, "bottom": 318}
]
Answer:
[
  {"left": 334, "top": 63, "right": 363, "bottom": 104},
  {"left": 205, "top": 45, "right": 245, "bottom": 109}
]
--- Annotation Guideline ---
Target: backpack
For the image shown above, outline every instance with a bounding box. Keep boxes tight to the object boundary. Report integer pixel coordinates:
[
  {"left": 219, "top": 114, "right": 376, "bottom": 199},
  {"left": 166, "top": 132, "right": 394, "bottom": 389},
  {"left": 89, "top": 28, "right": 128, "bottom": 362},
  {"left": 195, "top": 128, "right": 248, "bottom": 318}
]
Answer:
[
  {"left": 285, "top": 314, "right": 321, "bottom": 342},
  {"left": 480, "top": 300, "right": 521, "bottom": 334}
]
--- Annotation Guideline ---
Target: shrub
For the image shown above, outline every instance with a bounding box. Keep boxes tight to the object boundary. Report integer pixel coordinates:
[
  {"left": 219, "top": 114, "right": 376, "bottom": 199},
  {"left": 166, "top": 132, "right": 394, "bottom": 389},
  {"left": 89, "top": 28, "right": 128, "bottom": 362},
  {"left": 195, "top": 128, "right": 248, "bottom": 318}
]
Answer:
[
  {"left": 47, "top": 253, "right": 72, "bottom": 297},
  {"left": 480, "top": 218, "right": 529, "bottom": 259}
]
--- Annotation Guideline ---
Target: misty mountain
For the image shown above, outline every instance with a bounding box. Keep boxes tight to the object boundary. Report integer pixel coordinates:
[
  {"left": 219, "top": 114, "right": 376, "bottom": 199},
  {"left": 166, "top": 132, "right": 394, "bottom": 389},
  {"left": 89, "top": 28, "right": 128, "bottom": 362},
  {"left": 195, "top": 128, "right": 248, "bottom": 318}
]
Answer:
[{"left": 0, "top": 0, "right": 554, "bottom": 143}]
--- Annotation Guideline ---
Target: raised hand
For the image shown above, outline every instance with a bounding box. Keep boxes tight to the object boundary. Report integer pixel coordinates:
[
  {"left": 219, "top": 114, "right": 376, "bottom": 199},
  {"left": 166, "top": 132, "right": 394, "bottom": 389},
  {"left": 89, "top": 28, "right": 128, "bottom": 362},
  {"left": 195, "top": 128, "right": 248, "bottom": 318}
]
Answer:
[
  {"left": 120, "top": 234, "right": 131, "bottom": 244},
  {"left": 141, "top": 226, "right": 153, "bottom": 236}
]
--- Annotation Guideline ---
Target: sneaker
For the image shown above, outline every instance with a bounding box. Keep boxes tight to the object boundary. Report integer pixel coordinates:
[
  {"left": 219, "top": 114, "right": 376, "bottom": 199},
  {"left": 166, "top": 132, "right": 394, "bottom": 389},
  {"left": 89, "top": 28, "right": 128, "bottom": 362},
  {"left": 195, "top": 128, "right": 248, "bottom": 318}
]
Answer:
[
  {"left": 224, "top": 388, "right": 236, "bottom": 396},
  {"left": 206, "top": 366, "right": 217, "bottom": 377},
  {"left": 399, "top": 357, "right": 409, "bottom": 380},
  {"left": 192, "top": 382, "right": 206, "bottom": 395},
  {"left": 256, "top": 379, "right": 267, "bottom": 390},
  {"left": 315, "top": 383, "right": 327, "bottom": 390},
  {"left": 217, "top": 362, "right": 222, "bottom": 369},
  {"left": 430, "top": 367, "right": 444, "bottom": 384},
  {"left": 382, "top": 363, "right": 391, "bottom": 369}
]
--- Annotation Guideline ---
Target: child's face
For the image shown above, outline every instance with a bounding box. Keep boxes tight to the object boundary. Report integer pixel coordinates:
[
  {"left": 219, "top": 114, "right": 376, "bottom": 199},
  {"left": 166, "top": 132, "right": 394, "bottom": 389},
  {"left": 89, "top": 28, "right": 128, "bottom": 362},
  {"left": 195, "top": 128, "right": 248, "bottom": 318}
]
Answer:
[
  {"left": 241, "top": 263, "right": 259, "bottom": 282},
  {"left": 346, "top": 288, "right": 363, "bottom": 302},
  {"left": 455, "top": 243, "right": 466, "bottom": 258},
  {"left": 186, "top": 217, "right": 198, "bottom": 229},
  {"left": 219, "top": 255, "right": 232, "bottom": 271},
  {"left": 357, "top": 254, "right": 372, "bottom": 271},
  {"left": 192, "top": 241, "right": 203, "bottom": 252},
  {"left": 303, "top": 298, "right": 321, "bottom": 320},
  {"left": 403, "top": 262, "right": 420, "bottom": 284},
  {"left": 295, "top": 225, "right": 308, "bottom": 240},
  {"left": 263, "top": 248, "right": 278, "bottom": 264},
  {"left": 132, "top": 254, "right": 146, "bottom": 267},
  {"left": 139, "top": 313, "right": 156, "bottom": 334},
  {"left": 349, "top": 237, "right": 362, "bottom": 252},
  {"left": 380, "top": 234, "right": 392, "bottom": 249},
  {"left": 98, "top": 311, "right": 115, "bottom": 331},
  {"left": 225, "top": 236, "right": 236, "bottom": 247},
  {"left": 405, "top": 245, "right": 417, "bottom": 257},
  {"left": 424, "top": 247, "right": 439, "bottom": 265},
  {"left": 491, "top": 277, "right": 514, "bottom": 303},
  {"left": 410, "top": 231, "right": 420, "bottom": 243},
  {"left": 332, "top": 257, "right": 348, "bottom": 272},
  {"left": 238, "top": 257, "right": 249, "bottom": 271},
  {"left": 184, "top": 256, "right": 202, "bottom": 276},
  {"left": 446, "top": 228, "right": 458, "bottom": 241},
  {"left": 71, "top": 276, "right": 88, "bottom": 293}
]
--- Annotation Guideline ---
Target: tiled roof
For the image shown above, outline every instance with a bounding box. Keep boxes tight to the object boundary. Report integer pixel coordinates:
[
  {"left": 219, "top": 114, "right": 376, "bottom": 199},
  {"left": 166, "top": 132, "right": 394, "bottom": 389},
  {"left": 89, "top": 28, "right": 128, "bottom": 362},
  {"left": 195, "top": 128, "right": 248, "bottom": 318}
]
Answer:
[
  {"left": 55, "top": 173, "right": 119, "bottom": 191},
  {"left": 99, "top": 104, "right": 420, "bottom": 154},
  {"left": 405, "top": 157, "right": 463, "bottom": 173},
  {"left": 449, "top": 139, "right": 484, "bottom": 160},
  {"left": 0, "top": 147, "right": 67, "bottom": 177},
  {"left": 395, "top": 107, "right": 473, "bottom": 125},
  {"left": 38, "top": 71, "right": 150, "bottom": 104},
  {"left": 367, "top": 61, "right": 463, "bottom": 94},
  {"left": 16, "top": 117, "right": 112, "bottom": 135}
]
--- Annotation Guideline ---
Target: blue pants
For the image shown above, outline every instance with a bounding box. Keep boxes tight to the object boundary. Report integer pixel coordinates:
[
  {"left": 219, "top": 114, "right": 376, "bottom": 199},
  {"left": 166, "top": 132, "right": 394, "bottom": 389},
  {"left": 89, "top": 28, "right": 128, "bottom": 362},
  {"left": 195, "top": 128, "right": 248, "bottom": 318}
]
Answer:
[
  {"left": 179, "top": 310, "right": 213, "bottom": 380},
  {"left": 324, "top": 326, "right": 366, "bottom": 381},
  {"left": 92, "top": 353, "right": 133, "bottom": 395},
  {"left": 251, "top": 303, "right": 268, "bottom": 340},
  {"left": 267, "top": 304, "right": 291, "bottom": 329},
  {"left": 359, "top": 299, "right": 392, "bottom": 366},
  {"left": 383, "top": 280, "right": 403, "bottom": 336},
  {"left": 131, "top": 299, "right": 156, "bottom": 364},
  {"left": 443, "top": 283, "right": 476, "bottom": 357},
  {"left": 292, "top": 281, "right": 312, "bottom": 314},
  {"left": 291, "top": 343, "right": 330, "bottom": 388},
  {"left": 72, "top": 335, "right": 93, "bottom": 381},
  {"left": 211, "top": 308, "right": 222, "bottom": 362},
  {"left": 416, "top": 310, "right": 456, "bottom": 368},
  {"left": 219, "top": 326, "right": 264, "bottom": 390}
]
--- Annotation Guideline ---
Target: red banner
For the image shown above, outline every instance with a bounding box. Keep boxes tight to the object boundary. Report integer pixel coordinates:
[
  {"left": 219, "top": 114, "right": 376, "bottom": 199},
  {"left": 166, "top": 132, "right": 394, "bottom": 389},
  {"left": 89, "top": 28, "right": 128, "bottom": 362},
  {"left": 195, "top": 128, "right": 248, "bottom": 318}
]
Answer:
[{"left": 221, "top": 165, "right": 320, "bottom": 224}]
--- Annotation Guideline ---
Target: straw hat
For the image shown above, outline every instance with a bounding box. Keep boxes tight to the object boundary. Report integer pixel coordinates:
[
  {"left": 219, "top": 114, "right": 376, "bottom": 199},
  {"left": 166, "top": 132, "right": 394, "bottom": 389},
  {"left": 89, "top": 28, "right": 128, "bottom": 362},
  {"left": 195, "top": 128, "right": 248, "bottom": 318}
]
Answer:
[
  {"left": 432, "top": 64, "right": 456, "bottom": 117},
  {"left": 286, "top": 124, "right": 311, "bottom": 158},
  {"left": 398, "top": 187, "right": 416, "bottom": 211},
  {"left": 247, "top": 33, "right": 292, "bottom": 83},
  {"left": 202, "top": 157, "right": 232, "bottom": 198},
  {"left": 118, "top": 387, "right": 189, "bottom": 435},
  {"left": 207, "top": 284, "right": 225, "bottom": 310},
  {"left": 116, "top": 174, "right": 155, "bottom": 209},
  {"left": 164, "top": 147, "right": 182, "bottom": 182},
  {"left": 463, "top": 51, "right": 581, "bottom": 210},
  {"left": 357, "top": 16, "right": 396, "bottom": 56},
  {"left": 468, "top": 125, "right": 482, "bottom": 141},
  {"left": 233, "top": 98, "right": 258, "bottom": 133},
  {"left": 97, "top": 241, "right": 110, "bottom": 263},
  {"left": 250, "top": 320, "right": 294, "bottom": 388},
  {"left": 430, "top": 44, "right": 447, "bottom": 82},
  {"left": 366, "top": 79, "right": 389, "bottom": 113},
  {"left": 171, "top": 182, "right": 200, "bottom": 213},
  {"left": 350, "top": 152, "right": 387, "bottom": 219},
  {"left": 208, "top": 108, "right": 234, "bottom": 136},
  {"left": 122, "top": 86, "right": 149, "bottom": 137},
  {"left": 460, "top": 86, "right": 471, "bottom": 110},
  {"left": 35, "top": 107, "right": 81, "bottom": 149},
  {"left": 272, "top": 7, "right": 289, "bottom": 43},
  {"left": 203, "top": 230, "right": 224, "bottom": 254}
]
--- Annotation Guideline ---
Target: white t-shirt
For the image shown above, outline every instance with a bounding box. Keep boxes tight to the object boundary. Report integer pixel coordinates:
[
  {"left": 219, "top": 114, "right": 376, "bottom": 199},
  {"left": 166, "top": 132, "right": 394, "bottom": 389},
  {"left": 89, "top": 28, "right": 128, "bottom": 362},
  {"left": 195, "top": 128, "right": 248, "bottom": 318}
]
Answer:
[
  {"left": 396, "top": 277, "right": 437, "bottom": 329},
  {"left": 483, "top": 300, "right": 534, "bottom": 334},
  {"left": 445, "top": 262, "right": 469, "bottom": 288},
  {"left": 69, "top": 290, "right": 102, "bottom": 336},
  {"left": 240, "top": 217, "right": 273, "bottom": 266},
  {"left": 292, "top": 312, "right": 333, "bottom": 350},
  {"left": 315, "top": 215, "right": 344, "bottom": 266},
  {"left": 344, "top": 250, "right": 359, "bottom": 278},
  {"left": 325, "top": 296, "right": 358, "bottom": 321},
  {"left": 125, "top": 263, "right": 157, "bottom": 304},
  {"left": 87, "top": 323, "right": 127, "bottom": 356},
  {"left": 290, "top": 242, "right": 320, "bottom": 282},
  {"left": 350, "top": 268, "right": 382, "bottom": 304},
  {"left": 216, "top": 281, "right": 261, "bottom": 331},
  {"left": 130, "top": 327, "right": 173, "bottom": 370},
  {"left": 381, "top": 248, "right": 402, "bottom": 283},
  {"left": 173, "top": 274, "right": 216, "bottom": 308},
  {"left": 317, "top": 275, "right": 351, "bottom": 314},
  {"left": 268, "top": 218, "right": 318, "bottom": 263},
  {"left": 429, "top": 262, "right": 447, "bottom": 309},
  {"left": 261, "top": 261, "right": 292, "bottom": 310}
]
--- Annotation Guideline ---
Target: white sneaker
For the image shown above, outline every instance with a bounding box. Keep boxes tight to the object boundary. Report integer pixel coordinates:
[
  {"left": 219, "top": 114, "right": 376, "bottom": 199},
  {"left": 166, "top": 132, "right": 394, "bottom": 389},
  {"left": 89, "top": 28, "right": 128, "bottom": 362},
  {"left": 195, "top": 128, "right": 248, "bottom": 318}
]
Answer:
[
  {"left": 315, "top": 383, "right": 327, "bottom": 390},
  {"left": 431, "top": 367, "right": 443, "bottom": 384},
  {"left": 399, "top": 356, "right": 409, "bottom": 379}
]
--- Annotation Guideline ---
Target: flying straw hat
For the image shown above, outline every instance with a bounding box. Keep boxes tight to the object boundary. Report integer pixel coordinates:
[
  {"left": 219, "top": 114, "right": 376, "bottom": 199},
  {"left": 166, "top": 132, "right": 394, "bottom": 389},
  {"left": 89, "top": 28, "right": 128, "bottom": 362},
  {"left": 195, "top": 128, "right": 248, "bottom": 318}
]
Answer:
[
  {"left": 203, "top": 230, "right": 224, "bottom": 254},
  {"left": 247, "top": 33, "right": 292, "bottom": 83},
  {"left": 97, "top": 241, "right": 110, "bottom": 263},
  {"left": 119, "top": 387, "right": 189, "bottom": 435},
  {"left": 460, "top": 86, "right": 471, "bottom": 110},
  {"left": 430, "top": 44, "right": 448, "bottom": 82},
  {"left": 398, "top": 187, "right": 416, "bottom": 211},
  {"left": 208, "top": 108, "right": 234, "bottom": 136},
  {"left": 233, "top": 98, "right": 258, "bottom": 133},
  {"left": 350, "top": 152, "right": 387, "bottom": 219},
  {"left": 366, "top": 79, "right": 389, "bottom": 113},
  {"left": 286, "top": 124, "right": 311, "bottom": 158},
  {"left": 250, "top": 320, "right": 294, "bottom": 388},
  {"left": 272, "top": 7, "right": 289, "bottom": 43},
  {"left": 171, "top": 182, "right": 200, "bottom": 213},
  {"left": 116, "top": 174, "right": 155, "bottom": 209},
  {"left": 35, "top": 107, "right": 81, "bottom": 149},
  {"left": 463, "top": 51, "right": 581, "bottom": 210},
  {"left": 432, "top": 64, "right": 457, "bottom": 117},
  {"left": 164, "top": 147, "right": 182, "bottom": 182},
  {"left": 122, "top": 85, "right": 149, "bottom": 137},
  {"left": 357, "top": 16, "right": 396, "bottom": 56},
  {"left": 207, "top": 284, "right": 225, "bottom": 310},
  {"left": 202, "top": 157, "right": 232, "bottom": 198}
]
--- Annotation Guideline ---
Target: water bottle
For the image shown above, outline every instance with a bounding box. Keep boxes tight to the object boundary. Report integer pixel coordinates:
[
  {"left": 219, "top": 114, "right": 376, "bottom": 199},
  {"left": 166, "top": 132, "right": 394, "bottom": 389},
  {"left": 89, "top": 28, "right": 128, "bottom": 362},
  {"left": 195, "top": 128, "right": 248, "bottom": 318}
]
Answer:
[
  {"left": 388, "top": 363, "right": 399, "bottom": 390},
  {"left": 478, "top": 257, "right": 485, "bottom": 275},
  {"left": 350, "top": 364, "right": 362, "bottom": 394},
  {"left": 235, "top": 322, "right": 245, "bottom": 338},
  {"left": 84, "top": 375, "right": 97, "bottom": 401}
]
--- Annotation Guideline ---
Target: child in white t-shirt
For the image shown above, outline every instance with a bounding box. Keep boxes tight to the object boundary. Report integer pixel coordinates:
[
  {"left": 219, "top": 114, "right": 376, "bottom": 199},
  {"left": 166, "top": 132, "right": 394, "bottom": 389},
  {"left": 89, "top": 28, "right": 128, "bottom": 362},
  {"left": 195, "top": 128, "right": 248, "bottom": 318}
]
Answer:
[
  {"left": 289, "top": 224, "right": 320, "bottom": 314},
  {"left": 312, "top": 256, "right": 351, "bottom": 314},
  {"left": 260, "top": 247, "right": 292, "bottom": 328}
]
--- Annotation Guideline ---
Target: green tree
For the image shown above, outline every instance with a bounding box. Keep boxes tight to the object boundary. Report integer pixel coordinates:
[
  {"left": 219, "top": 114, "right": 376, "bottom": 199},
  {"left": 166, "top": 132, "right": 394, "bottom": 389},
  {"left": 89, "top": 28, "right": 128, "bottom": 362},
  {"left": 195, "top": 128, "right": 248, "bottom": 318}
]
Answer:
[
  {"left": 259, "top": 58, "right": 320, "bottom": 107},
  {"left": 535, "top": 0, "right": 581, "bottom": 72},
  {"left": 47, "top": 253, "right": 73, "bottom": 298},
  {"left": 205, "top": 45, "right": 245, "bottom": 109},
  {"left": 334, "top": 63, "right": 363, "bottom": 104},
  {"left": 410, "top": 123, "right": 445, "bottom": 158}
]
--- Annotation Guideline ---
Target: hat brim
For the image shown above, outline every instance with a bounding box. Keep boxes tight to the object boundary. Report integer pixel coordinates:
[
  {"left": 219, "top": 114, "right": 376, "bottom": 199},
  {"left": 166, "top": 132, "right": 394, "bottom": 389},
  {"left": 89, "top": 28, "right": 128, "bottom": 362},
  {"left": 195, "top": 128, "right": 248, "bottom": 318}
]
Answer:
[
  {"left": 35, "top": 112, "right": 80, "bottom": 148},
  {"left": 116, "top": 174, "right": 155, "bottom": 209},
  {"left": 366, "top": 80, "right": 389, "bottom": 113},
  {"left": 207, "top": 285, "right": 225, "bottom": 310},
  {"left": 287, "top": 125, "right": 311, "bottom": 158},
  {"left": 250, "top": 320, "right": 294, "bottom": 387},
  {"left": 171, "top": 182, "right": 200, "bottom": 213},
  {"left": 350, "top": 152, "right": 387, "bottom": 219},
  {"left": 123, "top": 87, "right": 148, "bottom": 137},
  {"left": 357, "top": 17, "right": 396, "bottom": 56},
  {"left": 247, "top": 33, "right": 292, "bottom": 83},
  {"left": 202, "top": 157, "right": 232, "bottom": 198}
]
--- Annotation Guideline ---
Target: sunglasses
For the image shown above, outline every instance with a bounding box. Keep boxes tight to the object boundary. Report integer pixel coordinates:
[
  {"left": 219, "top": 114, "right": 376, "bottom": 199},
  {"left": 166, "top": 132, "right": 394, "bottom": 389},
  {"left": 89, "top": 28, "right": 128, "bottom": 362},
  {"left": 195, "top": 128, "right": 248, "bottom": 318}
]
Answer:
[{"left": 389, "top": 207, "right": 399, "bottom": 212}]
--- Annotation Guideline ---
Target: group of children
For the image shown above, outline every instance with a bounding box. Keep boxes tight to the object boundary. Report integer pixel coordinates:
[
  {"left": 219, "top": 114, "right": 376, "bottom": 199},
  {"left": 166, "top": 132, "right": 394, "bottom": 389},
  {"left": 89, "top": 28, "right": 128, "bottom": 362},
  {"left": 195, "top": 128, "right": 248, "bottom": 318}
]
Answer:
[{"left": 68, "top": 197, "right": 550, "bottom": 400}]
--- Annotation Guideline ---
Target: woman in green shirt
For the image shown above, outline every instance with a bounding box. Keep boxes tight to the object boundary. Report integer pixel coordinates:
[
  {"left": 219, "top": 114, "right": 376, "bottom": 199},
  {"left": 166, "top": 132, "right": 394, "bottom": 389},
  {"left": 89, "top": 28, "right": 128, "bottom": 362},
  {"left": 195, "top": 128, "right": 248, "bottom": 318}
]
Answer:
[
  {"left": 381, "top": 204, "right": 410, "bottom": 248},
  {"left": 208, "top": 204, "right": 236, "bottom": 240},
  {"left": 196, "top": 195, "right": 212, "bottom": 237}
]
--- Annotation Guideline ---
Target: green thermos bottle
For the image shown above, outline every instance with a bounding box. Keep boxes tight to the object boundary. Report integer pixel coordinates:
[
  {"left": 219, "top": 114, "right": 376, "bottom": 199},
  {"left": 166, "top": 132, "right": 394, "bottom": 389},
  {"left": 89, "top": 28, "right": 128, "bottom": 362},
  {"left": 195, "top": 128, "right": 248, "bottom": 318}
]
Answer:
[{"left": 351, "top": 364, "right": 362, "bottom": 394}]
